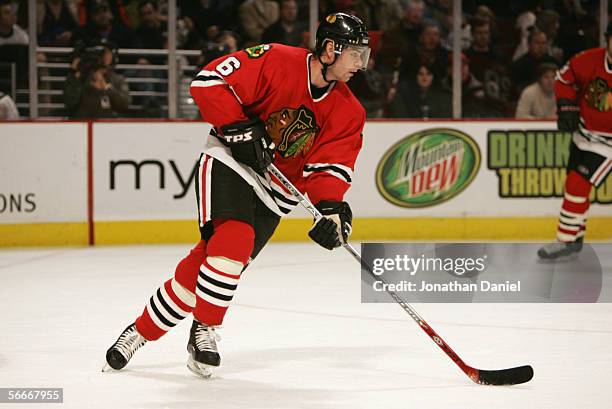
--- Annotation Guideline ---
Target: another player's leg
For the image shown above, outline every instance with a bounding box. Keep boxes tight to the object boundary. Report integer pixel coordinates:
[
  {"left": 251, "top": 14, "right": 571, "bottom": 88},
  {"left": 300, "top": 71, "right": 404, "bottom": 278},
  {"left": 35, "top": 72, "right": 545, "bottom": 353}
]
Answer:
[
  {"left": 538, "top": 170, "right": 590, "bottom": 259},
  {"left": 539, "top": 142, "right": 610, "bottom": 260},
  {"left": 103, "top": 240, "right": 205, "bottom": 371}
]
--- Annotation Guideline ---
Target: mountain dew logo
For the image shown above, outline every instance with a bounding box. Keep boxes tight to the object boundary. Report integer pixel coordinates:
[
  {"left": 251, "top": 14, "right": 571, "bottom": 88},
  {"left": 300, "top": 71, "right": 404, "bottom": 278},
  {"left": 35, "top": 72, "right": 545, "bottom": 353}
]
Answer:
[{"left": 376, "top": 129, "right": 480, "bottom": 208}]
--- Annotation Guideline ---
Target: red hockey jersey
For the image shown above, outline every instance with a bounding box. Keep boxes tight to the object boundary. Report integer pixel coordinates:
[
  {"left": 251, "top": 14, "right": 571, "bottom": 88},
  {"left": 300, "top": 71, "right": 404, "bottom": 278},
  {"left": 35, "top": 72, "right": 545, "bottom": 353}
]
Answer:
[
  {"left": 190, "top": 43, "right": 365, "bottom": 215},
  {"left": 556, "top": 47, "right": 612, "bottom": 145}
]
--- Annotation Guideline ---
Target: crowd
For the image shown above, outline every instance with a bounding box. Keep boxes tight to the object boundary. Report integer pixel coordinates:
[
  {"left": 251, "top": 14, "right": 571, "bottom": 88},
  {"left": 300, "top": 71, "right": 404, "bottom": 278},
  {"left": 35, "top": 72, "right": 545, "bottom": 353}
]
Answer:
[{"left": 0, "top": 0, "right": 605, "bottom": 119}]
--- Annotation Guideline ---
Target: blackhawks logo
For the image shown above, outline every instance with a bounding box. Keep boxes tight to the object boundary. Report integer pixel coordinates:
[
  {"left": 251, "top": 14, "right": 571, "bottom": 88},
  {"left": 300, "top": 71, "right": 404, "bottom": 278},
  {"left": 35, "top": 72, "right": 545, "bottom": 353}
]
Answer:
[
  {"left": 244, "top": 44, "right": 272, "bottom": 59},
  {"left": 585, "top": 77, "right": 612, "bottom": 112},
  {"left": 265, "top": 105, "right": 319, "bottom": 158}
]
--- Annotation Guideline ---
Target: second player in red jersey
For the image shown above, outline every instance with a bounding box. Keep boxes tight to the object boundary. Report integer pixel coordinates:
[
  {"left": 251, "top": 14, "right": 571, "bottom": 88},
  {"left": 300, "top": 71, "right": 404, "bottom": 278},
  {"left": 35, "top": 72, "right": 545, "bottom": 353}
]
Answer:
[{"left": 538, "top": 24, "right": 612, "bottom": 259}]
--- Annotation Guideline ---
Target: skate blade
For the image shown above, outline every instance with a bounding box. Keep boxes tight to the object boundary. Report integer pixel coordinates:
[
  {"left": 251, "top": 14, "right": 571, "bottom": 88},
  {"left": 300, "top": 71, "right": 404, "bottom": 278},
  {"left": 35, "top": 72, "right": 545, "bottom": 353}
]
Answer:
[
  {"left": 187, "top": 356, "right": 214, "bottom": 379},
  {"left": 537, "top": 252, "right": 580, "bottom": 264}
]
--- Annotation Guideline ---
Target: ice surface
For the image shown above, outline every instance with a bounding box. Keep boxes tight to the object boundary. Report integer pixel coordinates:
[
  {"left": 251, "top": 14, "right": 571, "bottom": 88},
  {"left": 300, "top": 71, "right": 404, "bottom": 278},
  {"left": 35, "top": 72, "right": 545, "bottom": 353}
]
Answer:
[{"left": 1, "top": 243, "right": 611, "bottom": 408}]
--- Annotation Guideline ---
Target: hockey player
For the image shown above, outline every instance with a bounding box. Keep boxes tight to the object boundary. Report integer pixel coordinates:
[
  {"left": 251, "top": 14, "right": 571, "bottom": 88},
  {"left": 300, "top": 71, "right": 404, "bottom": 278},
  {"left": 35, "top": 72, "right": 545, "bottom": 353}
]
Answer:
[
  {"left": 103, "top": 13, "right": 369, "bottom": 378},
  {"left": 538, "top": 24, "right": 612, "bottom": 260}
]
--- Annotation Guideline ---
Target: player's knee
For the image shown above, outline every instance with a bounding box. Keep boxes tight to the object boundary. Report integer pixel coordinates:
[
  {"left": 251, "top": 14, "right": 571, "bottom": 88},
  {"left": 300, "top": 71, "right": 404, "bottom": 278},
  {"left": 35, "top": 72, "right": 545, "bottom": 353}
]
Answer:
[
  {"left": 207, "top": 256, "right": 244, "bottom": 275},
  {"left": 175, "top": 240, "right": 207, "bottom": 292},
  {"left": 207, "top": 219, "right": 255, "bottom": 265}
]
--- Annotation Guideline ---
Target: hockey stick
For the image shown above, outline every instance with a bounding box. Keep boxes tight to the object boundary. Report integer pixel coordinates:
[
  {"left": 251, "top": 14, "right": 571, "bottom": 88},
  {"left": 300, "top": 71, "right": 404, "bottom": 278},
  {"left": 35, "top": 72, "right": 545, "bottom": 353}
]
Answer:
[{"left": 267, "top": 164, "right": 533, "bottom": 386}]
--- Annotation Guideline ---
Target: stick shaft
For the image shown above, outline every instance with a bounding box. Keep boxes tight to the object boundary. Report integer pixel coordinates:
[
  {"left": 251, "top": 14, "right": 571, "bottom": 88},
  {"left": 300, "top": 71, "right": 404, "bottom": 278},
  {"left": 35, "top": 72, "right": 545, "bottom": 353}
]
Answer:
[{"left": 267, "top": 164, "right": 478, "bottom": 381}]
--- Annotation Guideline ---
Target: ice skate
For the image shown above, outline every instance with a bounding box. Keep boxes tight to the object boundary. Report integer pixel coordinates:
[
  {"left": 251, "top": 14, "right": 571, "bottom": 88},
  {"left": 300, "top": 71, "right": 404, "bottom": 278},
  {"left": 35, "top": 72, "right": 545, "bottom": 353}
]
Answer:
[
  {"left": 186, "top": 320, "right": 220, "bottom": 379},
  {"left": 102, "top": 323, "right": 147, "bottom": 372},
  {"left": 537, "top": 238, "right": 583, "bottom": 261}
]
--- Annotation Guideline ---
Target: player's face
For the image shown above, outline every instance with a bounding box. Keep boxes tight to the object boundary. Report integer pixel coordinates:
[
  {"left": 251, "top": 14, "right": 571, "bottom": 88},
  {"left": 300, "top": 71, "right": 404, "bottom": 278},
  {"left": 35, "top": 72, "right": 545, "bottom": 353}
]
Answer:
[{"left": 329, "top": 46, "right": 371, "bottom": 82}]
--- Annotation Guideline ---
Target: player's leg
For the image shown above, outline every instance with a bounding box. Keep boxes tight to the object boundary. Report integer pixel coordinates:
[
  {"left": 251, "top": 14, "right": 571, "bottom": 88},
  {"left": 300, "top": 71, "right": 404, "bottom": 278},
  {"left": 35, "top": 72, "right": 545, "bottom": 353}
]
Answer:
[
  {"left": 539, "top": 141, "right": 611, "bottom": 259},
  {"left": 103, "top": 240, "right": 205, "bottom": 371},
  {"left": 187, "top": 180, "right": 281, "bottom": 377},
  {"left": 104, "top": 153, "right": 213, "bottom": 371},
  {"left": 186, "top": 155, "right": 261, "bottom": 377}
]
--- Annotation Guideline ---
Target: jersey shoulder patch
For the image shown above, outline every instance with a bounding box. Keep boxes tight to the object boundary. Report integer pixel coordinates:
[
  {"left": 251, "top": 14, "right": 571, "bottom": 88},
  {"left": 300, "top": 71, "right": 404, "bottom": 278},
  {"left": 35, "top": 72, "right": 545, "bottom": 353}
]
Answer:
[{"left": 244, "top": 44, "right": 272, "bottom": 59}]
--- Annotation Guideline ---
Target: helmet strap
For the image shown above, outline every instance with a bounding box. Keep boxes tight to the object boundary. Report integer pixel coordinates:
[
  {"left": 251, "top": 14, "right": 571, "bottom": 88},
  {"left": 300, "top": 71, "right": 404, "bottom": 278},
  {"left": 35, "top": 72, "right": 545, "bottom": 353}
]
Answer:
[{"left": 318, "top": 42, "right": 340, "bottom": 84}]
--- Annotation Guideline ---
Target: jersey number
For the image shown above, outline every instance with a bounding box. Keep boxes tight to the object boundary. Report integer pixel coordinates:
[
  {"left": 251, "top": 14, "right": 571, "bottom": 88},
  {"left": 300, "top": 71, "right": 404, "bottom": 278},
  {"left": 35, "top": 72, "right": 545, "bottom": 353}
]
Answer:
[{"left": 216, "top": 57, "right": 241, "bottom": 76}]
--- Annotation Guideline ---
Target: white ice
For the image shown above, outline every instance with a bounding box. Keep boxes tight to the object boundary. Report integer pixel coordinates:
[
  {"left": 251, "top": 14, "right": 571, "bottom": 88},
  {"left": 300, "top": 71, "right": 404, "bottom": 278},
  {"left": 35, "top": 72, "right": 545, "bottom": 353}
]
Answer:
[{"left": 1, "top": 243, "right": 612, "bottom": 408}]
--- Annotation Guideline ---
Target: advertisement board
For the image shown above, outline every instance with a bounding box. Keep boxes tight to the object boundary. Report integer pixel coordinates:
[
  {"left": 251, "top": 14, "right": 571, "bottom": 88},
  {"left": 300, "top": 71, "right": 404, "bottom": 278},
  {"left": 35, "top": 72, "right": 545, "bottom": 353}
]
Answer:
[
  {"left": 1, "top": 120, "right": 610, "bottom": 246},
  {"left": 0, "top": 123, "right": 88, "bottom": 224}
]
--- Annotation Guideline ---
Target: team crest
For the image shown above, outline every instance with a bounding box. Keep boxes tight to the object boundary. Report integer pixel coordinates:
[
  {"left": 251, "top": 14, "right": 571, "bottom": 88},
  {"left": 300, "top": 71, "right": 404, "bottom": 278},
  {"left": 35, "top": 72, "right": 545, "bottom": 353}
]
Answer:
[
  {"left": 266, "top": 105, "right": 319, "bottom": 158},
  {"left": 326, "top": 14, "right": 336, "bottom": 23},
  {"left": 244, "top": 44, "right": 272, "bottom": 59},
  {"left": 585, "top": 77, "right": 612, "bottom": 112}
]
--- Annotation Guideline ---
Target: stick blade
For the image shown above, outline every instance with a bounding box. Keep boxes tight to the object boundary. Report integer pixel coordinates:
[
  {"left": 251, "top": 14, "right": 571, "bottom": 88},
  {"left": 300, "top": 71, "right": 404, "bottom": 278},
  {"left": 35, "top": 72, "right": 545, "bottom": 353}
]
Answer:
[{"left": 477, "top": 365, "right": 534, "bottom": 385}]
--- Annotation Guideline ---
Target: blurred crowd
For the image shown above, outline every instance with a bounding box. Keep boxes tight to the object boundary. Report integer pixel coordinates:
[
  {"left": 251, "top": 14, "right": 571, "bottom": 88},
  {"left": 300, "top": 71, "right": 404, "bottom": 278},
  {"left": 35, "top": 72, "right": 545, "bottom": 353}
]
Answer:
[{"left": 0, "top": 0, "right": 607, "bottom": 119}]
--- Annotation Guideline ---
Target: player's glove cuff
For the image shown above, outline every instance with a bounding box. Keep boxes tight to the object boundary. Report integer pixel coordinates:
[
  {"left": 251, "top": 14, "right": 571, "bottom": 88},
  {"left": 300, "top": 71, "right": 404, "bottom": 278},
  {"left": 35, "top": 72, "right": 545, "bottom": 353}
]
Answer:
[
  {"left": 557, "top": 99, "right": 580, "bottom": 132},
  {"left": 308, "top": 200, "right": 353, "bottom": 250},
  {"left": 218, "top": 118, "right": 275, "bottom": 176}
]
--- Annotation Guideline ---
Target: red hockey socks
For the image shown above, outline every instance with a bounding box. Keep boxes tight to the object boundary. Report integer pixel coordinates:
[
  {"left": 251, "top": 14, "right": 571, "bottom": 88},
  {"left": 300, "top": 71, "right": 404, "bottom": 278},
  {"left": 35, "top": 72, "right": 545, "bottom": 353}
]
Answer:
[
  {"left": 556, "top": 170, "right": 592, "bottom": 242},
  {"left": 193, "top": 219, "right": 254, "bottom": 326},
  {"left": 134, "top": 241, "right": 205, "bottom": 341}
]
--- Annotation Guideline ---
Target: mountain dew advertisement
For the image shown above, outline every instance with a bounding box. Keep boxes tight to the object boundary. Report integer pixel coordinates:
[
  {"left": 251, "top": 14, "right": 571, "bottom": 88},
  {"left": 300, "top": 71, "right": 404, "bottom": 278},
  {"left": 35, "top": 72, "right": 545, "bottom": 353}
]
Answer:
[{"left": 376, "top": 128, "right": 481, "bottom": 208}]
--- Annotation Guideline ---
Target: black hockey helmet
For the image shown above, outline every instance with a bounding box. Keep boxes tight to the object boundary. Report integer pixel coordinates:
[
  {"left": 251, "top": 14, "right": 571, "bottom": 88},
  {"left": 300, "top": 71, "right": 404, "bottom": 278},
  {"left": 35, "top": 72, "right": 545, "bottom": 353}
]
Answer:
[
  {"left": 606, "top": 22, "right": 612, "bottom": 38},
  {"left": 315, "top": 13, "right": 371, "bottom": 78},
  {"left": 315, "top": 13, "right": 370, "bottom": 55}
]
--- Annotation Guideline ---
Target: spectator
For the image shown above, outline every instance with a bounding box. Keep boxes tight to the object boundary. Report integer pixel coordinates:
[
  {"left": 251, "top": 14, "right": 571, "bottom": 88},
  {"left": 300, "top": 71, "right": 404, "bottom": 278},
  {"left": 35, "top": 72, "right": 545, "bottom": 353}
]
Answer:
[
  {"left": 443, "top": 52, "right": 501, "bottom": 117},
  {"left": 465, "top": 18, "right": 502, "bottom": 80},
  {"left": 390, "top": 64, "right": 451, "bottom": 118},
  {"left": 0, "top": 0, "right": 28, "bottom": 46},
  {"left": 352, "top": 0, "right": 402, "bottom": 32},
  {"left": 64, "top": 39, "right": 130, "bottom": 118},
  {"left": 348, "top": 57, "right": 389, "bottom": 118},
  {"left": 74, "top": 0, "right": 139, "bottom": 49},
  {"left": 511, "top": 29, "right": 558, "bottom": 94},
  {"left": 239, "top": 0, "right": 279, "bottom": 45},
  {"left": 136, "top": 0, "right": 166, "bottom": 49},
  {"left": 465, "top": 17, "right": 512, "bottom": 115},
  {"left": 400, "top": 21, "right": 448, "bottom": 82},
  {"left": 512, "top": 7, "right": 536, "bottom": 61},
  {"left": 0, "top": 90, "right": 19, "bottom": 119},
  {"left": 178, "top": 0, "right": 238, "bottom": 50},
  {"left": 379, "top": 0, "right": 425, "bottom": 70},
  {"left": 217, "top": 30, "right": 239, "bottom": 53},
  {"left": 515, "top": 63, "right": 557, "bottom": 119},
  {"left": 536, "top": 9, "right": 563, "bottom": 62},
  {"left": 261, "top": 0, "right": 305, "bottom": 47},
  {"left": 77, "top": 0, "right": 132, "bottom": 28},
  {"left": 38, "top": 0, "right": 79, "bottom": 46}
]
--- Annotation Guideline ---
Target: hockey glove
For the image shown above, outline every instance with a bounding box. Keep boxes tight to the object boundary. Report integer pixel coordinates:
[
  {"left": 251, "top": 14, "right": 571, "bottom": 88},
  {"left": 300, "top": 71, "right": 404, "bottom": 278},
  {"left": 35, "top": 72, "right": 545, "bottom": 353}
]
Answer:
[
  {"left": 308, "top": 200, "right": 353, "bottom": 250},
  {"left": 557, "top": 99, "right": 580, "bottom": 132},
  {"left": 219, "top": 118, "right": 275, "bottom": 176}
]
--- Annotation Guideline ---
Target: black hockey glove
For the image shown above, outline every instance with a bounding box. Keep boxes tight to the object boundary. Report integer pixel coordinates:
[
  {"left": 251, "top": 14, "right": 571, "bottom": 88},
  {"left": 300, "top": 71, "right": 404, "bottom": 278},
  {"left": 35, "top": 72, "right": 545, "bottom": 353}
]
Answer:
[
  {"left": 557, "top": 99, "right": 580, "bottom": 132},
  {"left": 218, "top": 118, "right": 275, "bottom": 176},
  {"left": 308, "top": 200, "right": 353, "bottom": 250}
]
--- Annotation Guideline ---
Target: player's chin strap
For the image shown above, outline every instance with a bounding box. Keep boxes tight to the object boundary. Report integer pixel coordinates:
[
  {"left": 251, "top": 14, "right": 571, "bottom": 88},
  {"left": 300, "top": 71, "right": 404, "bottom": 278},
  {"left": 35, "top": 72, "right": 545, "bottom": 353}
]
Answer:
[{"left": 317, "top": 45, "right": 340, "bottom": 84}]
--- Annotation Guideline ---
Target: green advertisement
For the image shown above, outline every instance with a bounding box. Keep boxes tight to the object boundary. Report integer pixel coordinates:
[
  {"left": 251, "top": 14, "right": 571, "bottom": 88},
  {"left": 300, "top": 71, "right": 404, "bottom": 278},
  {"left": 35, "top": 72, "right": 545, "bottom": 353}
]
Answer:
[
  {"left": 376, "top": 128, "right": 481, "bottom": 208},
  {"left": 487, "top": 130, "right": 611, "bottom": 204}
]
